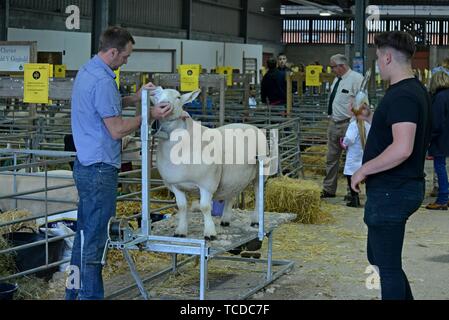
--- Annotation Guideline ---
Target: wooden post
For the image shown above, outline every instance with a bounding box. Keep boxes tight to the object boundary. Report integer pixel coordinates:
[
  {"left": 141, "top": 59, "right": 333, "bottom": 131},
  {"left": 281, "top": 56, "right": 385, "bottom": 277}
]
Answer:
[
  {"left": 243, "top": 73, "right": 250, "bottom": 109},
  {"left": 201, "top": 86, "right": 208, "bottom": 115},
  {"left": 219, "top": 77, "right": 226, "bottom": 127}
]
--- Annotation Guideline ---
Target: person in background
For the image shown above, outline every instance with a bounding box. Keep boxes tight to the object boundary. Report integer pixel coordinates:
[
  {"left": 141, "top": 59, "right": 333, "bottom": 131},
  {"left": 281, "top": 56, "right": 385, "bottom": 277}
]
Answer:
[
  {"left": 340, "top": 116, "right": 371, "bottom": 207},
  {"left": 428, "top": 59, "right": 449, "bottom": 197},
  {"left": 261, "top": 58, "right": 286, "bottom": 105},
  {"left": 321, "top": 54, "right": 363, "bottom": 198},
  {"left": 67, "top": 26, "right": 173, "bottom": 300},
  {"left": 277, "top": 53, "right": 291, "bottom": 76},
  {"left": 425, "top": 69, "right": 449, "bottom": 210},
  {"left": 352, "top": 31, "right": 432, "bottom": 300}
]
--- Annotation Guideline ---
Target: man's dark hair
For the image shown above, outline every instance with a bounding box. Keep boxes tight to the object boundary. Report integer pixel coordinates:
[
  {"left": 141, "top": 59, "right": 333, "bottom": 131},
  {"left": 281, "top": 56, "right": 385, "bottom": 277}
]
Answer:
[
  {"left": 278, "top": 52, "right": 287, "bottom": 58},
  {"left": 374, "top": 31, "right": 416, "bottom": 60},
  {"left": 99, "top": 27, "right": 135, "bottom": 53},
  {"left": 267, "top": 58, "right": 277, "bottom": 70}
]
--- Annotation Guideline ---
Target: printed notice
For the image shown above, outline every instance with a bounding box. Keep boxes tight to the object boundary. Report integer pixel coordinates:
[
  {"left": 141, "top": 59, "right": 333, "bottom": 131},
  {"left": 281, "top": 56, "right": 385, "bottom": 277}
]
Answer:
[
  {"left": 24, "top": 64, "right": 50, "bottom": 104},
  {"left": 216, "top": 66, "right": 234, "bottom": 86},
  {"left": 179, "top": 64, "right": 201, "bottom": 92},
  {"left": 305, "top": 65, "right": 323, "bottom": 87},
  {"left": 55, "top": 64, "right": 67, "bottom": 78}
]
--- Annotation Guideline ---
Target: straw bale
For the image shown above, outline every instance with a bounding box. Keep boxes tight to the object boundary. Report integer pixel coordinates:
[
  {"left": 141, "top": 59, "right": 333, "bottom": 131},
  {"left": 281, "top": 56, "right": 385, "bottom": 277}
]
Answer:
[
  {"left": 0, "top": 210, "right": 37, "bottom": 236},
  {"left": 265, "top": 176, "right": 333, "bottom": 224},
  {"left": 302, "top": 145, "right": 328, "bottom": 176}
]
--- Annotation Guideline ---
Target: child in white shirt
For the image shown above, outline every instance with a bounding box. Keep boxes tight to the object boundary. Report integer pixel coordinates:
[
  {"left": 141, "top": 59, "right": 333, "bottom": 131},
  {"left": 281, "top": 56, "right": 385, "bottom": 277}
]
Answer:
[{"left": 340, "top": 117, "right": 371, "bottom": 207}]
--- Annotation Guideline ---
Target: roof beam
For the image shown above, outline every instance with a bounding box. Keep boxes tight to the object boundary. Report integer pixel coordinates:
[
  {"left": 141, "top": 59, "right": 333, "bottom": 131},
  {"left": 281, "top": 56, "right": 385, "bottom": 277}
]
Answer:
[{"left": 288, "top": 0, "right": 353, "bottom": 17}]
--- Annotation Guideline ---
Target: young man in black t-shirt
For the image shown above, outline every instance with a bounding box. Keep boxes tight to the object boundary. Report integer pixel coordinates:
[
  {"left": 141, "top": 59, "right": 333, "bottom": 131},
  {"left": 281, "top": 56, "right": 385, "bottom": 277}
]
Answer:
[{"left": 351, "top": 31, "right": 432, "bottom": 300}]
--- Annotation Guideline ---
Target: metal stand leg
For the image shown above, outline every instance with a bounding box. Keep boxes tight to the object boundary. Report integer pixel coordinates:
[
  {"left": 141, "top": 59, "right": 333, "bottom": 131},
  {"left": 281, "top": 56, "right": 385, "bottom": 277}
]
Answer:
[
  {"left": 101, "top": 240, "right": 110, "bottom": 266},
  {"left": 266, "top": 231, "right": 273, "bottom": 282},
  {"left": 171, "top": 254, "right": 178, "bottom": 273},
  {"left": 123, "top": 248, "right": 150, "bottom": 300},
  {"left": 199, "top": 251, "right": 208, "bottom": 300}
]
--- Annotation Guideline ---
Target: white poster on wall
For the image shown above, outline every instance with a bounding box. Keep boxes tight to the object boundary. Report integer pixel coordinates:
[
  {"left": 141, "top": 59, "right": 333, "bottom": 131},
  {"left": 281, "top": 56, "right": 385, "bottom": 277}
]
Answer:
[{"left": 0, "top": 45, "right": 31, "bottom": 72}]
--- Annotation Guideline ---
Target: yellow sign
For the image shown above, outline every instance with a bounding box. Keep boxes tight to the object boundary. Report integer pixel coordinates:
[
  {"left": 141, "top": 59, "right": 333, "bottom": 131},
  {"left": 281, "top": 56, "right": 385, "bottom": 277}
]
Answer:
[
  {"left": 376, "top": 73, "right": 382, "bottom": 85},
  {"left": 114, "top": 68, "right": 120, "bottom": 89},
  {"left": 216, "top": 66, "right": 234, "bottom": 86},
  {"left": 54, "top": 64, "right": 66, "bottom": 78},
  {"left": 305, "top": 65, "right": 323, "bottom": 87},
  {"left": 24, "top": 64, "right": 50, "bottom": 104},
  {"left": 178, "top": 64, "right": 201, "bottom": 91}
]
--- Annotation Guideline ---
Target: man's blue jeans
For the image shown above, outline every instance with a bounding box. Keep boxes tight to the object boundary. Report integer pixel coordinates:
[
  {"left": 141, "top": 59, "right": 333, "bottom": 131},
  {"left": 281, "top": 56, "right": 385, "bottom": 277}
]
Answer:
[
  {"left": 65, "top": 159, "right": 118, "bottom": 300},
  {"left": 364, "top": 182, "right": 424, "bottom": 300},
  {"left": 433, "top": 156, "right": 449, "bottom": 205}
]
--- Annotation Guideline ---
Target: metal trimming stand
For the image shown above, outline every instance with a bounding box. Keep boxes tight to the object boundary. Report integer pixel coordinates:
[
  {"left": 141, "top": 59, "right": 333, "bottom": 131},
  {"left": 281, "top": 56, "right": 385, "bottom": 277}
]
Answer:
[{"left": 102, "top": 89, "right": 294, "bottom": 300}]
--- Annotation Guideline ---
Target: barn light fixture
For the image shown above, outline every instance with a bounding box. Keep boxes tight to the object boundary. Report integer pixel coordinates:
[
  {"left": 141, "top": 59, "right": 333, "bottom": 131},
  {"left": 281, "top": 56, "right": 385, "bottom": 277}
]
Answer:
[{"left": 319, "top": 10, "right": 332, "bottom": 16}]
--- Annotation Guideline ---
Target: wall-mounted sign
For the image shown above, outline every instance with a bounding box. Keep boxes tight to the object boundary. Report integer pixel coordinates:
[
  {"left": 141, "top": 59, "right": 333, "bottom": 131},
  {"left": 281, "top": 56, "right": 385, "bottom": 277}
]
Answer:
[
  {"left": 0, "top": 45, "right": 32, "bottom": 72},
  {"left": 114, "top": 68, "right": 120, "bottom": 89}
]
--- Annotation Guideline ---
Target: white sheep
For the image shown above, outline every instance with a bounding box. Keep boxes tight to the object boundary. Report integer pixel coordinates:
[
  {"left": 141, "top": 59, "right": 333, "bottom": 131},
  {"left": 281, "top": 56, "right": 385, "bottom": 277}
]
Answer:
[{"left": 153, "top": 88, "right": 276, "bottom": 240}]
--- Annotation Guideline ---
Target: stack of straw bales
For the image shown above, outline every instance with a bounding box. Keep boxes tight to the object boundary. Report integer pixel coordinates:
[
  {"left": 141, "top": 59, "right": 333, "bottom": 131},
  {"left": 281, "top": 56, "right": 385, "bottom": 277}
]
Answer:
[{"left": 301, "top": 145, "right": 328, "bottom": 176}]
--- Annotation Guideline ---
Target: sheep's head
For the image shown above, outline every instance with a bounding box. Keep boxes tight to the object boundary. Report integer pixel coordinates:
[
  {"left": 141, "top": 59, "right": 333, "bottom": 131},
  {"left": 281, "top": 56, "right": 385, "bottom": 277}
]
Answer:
[{"left": 150, "top": 88, "right": 201, "bottom": 121}]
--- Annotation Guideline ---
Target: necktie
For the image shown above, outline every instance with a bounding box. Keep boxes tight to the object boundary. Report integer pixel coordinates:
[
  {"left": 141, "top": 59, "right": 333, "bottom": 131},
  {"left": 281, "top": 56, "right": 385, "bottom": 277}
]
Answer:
[{"left": 328, "top": 77, "right": 342, "bottom": 116}]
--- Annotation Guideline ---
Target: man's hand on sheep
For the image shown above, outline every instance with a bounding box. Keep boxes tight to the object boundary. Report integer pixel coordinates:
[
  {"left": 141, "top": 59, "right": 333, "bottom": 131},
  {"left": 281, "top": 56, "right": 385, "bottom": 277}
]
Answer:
[{"left": 151, "top": 102, "right": 173, "bottom": 120}]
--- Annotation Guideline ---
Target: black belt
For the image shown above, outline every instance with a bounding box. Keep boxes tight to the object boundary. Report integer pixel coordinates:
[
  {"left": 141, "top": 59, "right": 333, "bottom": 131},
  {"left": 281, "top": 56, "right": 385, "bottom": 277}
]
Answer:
[{"left": 331, "top": 118, "right": 351, "bottom": 124}]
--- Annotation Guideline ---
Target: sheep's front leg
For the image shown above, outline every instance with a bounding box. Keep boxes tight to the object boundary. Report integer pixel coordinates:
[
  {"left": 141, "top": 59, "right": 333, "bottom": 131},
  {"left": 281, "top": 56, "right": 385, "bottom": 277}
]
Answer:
[
  {"left": 172, "top": 186, "right": 188, "bottom": 238},
  {"left": 199, "top": 187, "right": 216, "bottom": 241},
  {"left": 220, "top": 198, "right": 235, "bottom": 227}
]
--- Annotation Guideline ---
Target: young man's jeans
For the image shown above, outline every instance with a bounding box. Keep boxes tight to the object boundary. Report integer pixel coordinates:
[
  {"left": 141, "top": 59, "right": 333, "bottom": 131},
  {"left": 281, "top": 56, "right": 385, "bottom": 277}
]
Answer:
[
  {"left": 433, "top": 156, "right": 449, "bottom": 204},
  {"left": 364, "top": 181, "right": 424, "bottom": 300},
  {"left": 65, "top": 159, "right": 118, "bottom": 300}
]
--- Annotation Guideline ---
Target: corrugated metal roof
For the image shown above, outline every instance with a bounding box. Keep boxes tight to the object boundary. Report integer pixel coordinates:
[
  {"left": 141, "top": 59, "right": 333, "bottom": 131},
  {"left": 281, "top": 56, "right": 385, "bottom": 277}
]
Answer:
[{"left": 283, "top": 0, "right": 449, "bottom": 7}]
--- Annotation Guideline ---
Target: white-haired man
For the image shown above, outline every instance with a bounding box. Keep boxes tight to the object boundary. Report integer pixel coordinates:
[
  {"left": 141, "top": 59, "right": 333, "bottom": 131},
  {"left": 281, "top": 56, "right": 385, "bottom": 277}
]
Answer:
[{"left": 321, "top": 54, "right": 363, "bottom": 198}]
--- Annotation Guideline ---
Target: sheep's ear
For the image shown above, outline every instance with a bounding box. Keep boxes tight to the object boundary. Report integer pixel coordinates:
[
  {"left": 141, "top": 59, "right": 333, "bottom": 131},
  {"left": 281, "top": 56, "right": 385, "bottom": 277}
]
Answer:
[{"left": 180, "top": 89, "right": 201, "bottom": 106}]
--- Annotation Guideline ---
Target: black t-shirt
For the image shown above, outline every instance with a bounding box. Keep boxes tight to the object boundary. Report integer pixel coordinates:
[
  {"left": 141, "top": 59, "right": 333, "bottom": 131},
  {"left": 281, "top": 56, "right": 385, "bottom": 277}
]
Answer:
[{"left": 363, "top": 77, "right": 432, "bottom": 189}]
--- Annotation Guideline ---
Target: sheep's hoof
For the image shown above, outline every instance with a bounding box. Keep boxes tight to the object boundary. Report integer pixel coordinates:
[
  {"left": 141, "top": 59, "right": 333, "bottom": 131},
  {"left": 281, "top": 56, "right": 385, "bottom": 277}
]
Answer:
[
  {"left": 205, "top": 235, "right": 217, "bottom": 241},
  {"left": 174, "top": 234, "right": 186, "bottom": 238},
  {"left": 220, "top": 221, "right": 230, "bottom": 227},
  {"left": 245, "top": 239, "right": 263, "bottom": 251},
  {"left": 251, "top": 222, "right": 259, "bottom": 228},
  {"left": 241, "top": 251, "right": 261, "bottom": 259},
  {"left": 228, "top": 247, "right": 243, "bottom": 255}
]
